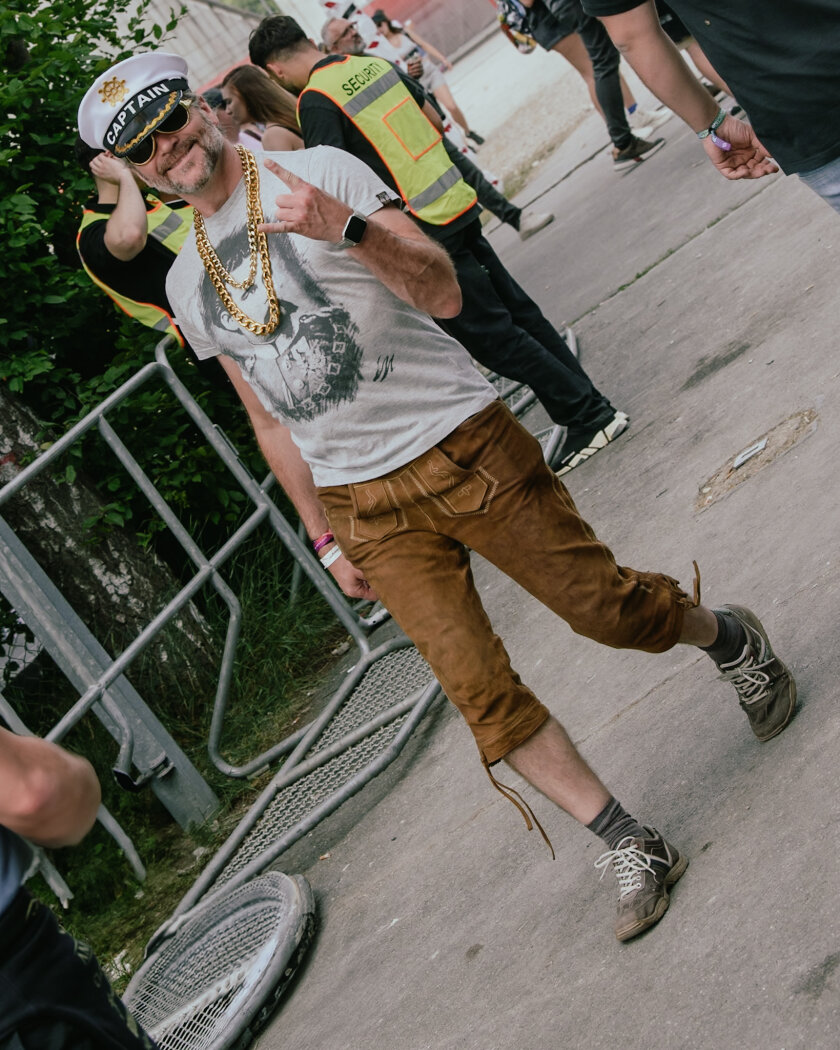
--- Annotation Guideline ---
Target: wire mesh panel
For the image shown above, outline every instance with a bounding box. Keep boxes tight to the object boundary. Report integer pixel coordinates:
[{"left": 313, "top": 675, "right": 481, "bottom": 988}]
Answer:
[
  {"left": 166, "top": 644, "right": 442, "bottom": 915},
  {"left": 125, "top": 871, "right": 315, "bottom": 1050},
  {"left": 216, "top": 717, "right": 412, "bottom": 890},
  {"left": 316, "top": 647, "right": 433, "bottom": 748}
]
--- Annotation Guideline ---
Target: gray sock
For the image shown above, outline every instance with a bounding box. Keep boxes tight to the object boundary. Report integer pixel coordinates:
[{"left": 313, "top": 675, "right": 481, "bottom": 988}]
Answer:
[
  {"left": 586, "top": 797, "right": 647, "bottom": 850},
  {"left": 700, "top": 609, "right": 749, "bottom": 667}
]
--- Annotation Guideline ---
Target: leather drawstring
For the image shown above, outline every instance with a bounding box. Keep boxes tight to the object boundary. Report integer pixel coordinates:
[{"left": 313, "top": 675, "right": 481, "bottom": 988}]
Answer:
[
  {"left": 482, "top": 757, "right": 555, "bottom": 860},
  {"left": 691, "top": 559, "right": 701, "bottom": 607}
]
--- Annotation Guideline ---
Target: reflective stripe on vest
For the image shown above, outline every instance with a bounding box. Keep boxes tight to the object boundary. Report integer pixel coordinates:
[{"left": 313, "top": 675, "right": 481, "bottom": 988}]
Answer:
[
  {"left": 77, "top": 201, "right": 189, "bottom": 346},
  {"left": 145, "top": 196, "right": 194, "bottom": 251},
  {"left": 302, "top": 57, "right": 476, "bottom": 226}
]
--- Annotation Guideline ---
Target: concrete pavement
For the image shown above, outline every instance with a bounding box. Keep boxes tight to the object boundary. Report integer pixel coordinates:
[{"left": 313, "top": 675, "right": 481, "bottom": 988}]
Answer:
[{"left": 258, "top": 37, "right": 840, "bottom": 1050}]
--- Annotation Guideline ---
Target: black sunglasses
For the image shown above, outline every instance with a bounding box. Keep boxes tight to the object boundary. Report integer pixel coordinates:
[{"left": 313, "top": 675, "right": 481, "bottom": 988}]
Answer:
[{"left": 124, "top": 98, "right": 193, "bottom": 166}]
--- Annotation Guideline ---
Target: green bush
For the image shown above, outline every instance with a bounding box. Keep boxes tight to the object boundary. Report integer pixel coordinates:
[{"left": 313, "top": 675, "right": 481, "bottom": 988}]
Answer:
[
  {"left": 0, "top": 0, "right": 269, "bottom": 544},
  {"left": 0, "top": 0, "right": 353, "bottom": 969}
]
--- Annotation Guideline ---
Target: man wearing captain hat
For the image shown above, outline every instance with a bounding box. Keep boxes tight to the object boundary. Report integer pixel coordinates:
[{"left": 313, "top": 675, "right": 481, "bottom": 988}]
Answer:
[{"left": 77, "top": 52, "right": 797, "bottom": 945}]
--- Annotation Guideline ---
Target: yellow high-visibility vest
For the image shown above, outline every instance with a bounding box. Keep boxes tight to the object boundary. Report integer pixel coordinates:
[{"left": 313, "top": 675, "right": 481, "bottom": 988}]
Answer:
[
  {"left": 301, "top": 56, "right": 476, "bottom": 226},
  {"left": 77, "top": 194, "right": 193, "bottom": 346}
]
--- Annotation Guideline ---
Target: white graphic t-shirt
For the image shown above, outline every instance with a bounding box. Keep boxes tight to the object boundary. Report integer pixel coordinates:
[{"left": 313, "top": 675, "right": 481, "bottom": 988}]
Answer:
[{"left": 168, "top": 145, "right": 497, "bottom": 486}]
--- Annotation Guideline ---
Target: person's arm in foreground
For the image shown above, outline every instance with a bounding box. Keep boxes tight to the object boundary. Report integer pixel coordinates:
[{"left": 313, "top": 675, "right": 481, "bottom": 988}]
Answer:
[
  {"left": 597, "top": 0, "right": 777, "bottom": 180},
  {"left": 218, "top": 357, "right": 378, "bottom": 600},
  {"left": 0, "top": 727, "right": 101, "bottom": 848},
  {"left": 89, "top": 152, "right": 150, "bottom": 260},
  {"left": 259, "top": 160, "right": 462, "bottom": 317}
]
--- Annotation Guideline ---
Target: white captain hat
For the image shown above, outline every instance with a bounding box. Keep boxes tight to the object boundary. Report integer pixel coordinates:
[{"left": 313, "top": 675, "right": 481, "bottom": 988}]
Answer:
[{"left": 78, "top": 52, "right": 190, "bottom": 156}]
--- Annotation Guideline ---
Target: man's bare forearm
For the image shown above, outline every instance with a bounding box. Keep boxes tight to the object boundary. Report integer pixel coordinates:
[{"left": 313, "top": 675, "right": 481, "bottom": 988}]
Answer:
[
  {"left": 259, "top": 160, "right": 463, "bottom": 318},
  {"left": 0, "top": 729, "right": 101, "bottom": 847},
  {"left": 600, "top": 4, "right": 718, "bottom": 131},
  {"left": 352, "top": 207, "right": 462, "bottom": 317}
]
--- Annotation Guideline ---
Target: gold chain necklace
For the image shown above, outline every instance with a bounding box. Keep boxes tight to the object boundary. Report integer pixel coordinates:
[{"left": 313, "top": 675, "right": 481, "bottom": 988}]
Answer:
[{"left": 194, "top": 145, "right": 281, "bottom": 336}]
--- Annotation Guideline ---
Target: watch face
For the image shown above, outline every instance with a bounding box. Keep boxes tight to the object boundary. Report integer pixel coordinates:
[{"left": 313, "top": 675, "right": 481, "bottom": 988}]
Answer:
[{"left": 343, "top": 213, "right": 367, "bottom": 245}]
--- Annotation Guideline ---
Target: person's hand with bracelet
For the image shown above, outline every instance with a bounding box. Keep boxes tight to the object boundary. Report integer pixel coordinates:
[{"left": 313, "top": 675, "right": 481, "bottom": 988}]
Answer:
[
  {"left": 697, "top": 107, "right": 778, "bottom": 181},
  {"left": 311, "top": 531, "right": 379, "bottom": 601}
]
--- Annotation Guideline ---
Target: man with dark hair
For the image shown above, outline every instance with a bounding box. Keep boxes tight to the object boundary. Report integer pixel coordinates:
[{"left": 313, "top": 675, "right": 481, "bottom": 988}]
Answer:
[
  {"left": 579, "top": 0, "right": 840, "bottom": 211},
  {"left": 321, "top": 15, "right": 554, "bottom": 241},
  {"left": 249, "top": 14, "right": 630, "bottom": 477},
  {"left": 0, "top": 726, "right": 157, "bottom": 1049}
]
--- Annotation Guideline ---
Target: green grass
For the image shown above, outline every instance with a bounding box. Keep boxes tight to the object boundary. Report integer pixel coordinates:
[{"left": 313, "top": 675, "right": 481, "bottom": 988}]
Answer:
[{"left": 16, "top": 525, "right": 350, "bottom": 991}]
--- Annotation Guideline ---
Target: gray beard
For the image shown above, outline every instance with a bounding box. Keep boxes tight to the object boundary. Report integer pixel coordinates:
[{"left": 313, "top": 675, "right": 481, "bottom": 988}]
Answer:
[{"left": 144, "top": 123, "right": 225, "bottom": 197}]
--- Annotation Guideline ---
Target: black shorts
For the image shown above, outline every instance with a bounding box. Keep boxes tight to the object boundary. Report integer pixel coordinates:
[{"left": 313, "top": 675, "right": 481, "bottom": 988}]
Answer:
[{"left": 529, "top": 0, "right": 586, "bottom": 50}]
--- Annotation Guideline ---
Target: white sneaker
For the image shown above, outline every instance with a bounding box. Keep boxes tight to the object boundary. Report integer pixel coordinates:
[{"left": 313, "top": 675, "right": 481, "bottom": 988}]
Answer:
[
  {"left": 628, "top": 106, "right": 672, "bottom": 132},
  {"left": 555, "top": 411, "right": 629, "bottom": 476},
  {"left": 518, "top": 210, "right": 554, "bottom": 240}
]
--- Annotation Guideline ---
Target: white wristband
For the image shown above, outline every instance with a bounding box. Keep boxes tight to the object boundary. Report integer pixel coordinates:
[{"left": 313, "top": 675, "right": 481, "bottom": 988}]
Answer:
[{"left": 320, "top": 545, "right": 342, "bottom": 569}]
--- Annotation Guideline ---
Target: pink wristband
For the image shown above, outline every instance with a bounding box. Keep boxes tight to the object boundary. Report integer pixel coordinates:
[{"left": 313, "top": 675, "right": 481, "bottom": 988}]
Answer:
[{"left": 313, "top": 531, "right": 334, "bottom": 553}]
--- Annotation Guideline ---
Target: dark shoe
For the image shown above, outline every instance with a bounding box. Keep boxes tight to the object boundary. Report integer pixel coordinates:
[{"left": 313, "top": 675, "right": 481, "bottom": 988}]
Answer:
[
  {"left": 595, "top": 827, "right": 688, "bottom": 942},
  {"left": 466, "top": 129, "right": 485, "bottom": 146},
  {"left": 612, "top": 135, "right": 665, "bottom": 170},
  {"left": 716, "top": 605, "right": 797, "bottom": 741},
  {"left": 555, "top": 411, "right": 629, "bottom": 476}
]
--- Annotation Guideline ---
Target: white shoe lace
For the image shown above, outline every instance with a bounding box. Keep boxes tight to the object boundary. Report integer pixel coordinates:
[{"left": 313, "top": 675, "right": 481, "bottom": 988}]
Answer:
[
  {"left": 594, "top": 837, "right": 656, "bottom": 900},
  {"left": 718, "top": 643, "right": 773, "bottom": 706}
]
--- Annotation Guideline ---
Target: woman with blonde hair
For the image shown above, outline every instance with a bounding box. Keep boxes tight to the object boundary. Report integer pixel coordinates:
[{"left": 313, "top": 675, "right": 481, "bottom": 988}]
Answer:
[{"left": 221, "top": 65, "right": 303, "bottom": 152}]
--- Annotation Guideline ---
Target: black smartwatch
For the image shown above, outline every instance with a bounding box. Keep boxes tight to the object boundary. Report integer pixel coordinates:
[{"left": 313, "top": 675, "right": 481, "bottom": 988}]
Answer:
[{"left": 336, "top": 211, "right": 367, "bottom": 249}]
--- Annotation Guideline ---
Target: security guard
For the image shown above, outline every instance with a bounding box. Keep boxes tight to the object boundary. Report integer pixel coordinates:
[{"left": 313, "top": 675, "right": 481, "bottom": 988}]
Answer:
[
  {"left": 74, "top": 137, "right": 192, "bottom": 346},
  {"left": 249, "top": 16, "right": 629, "bottom": 475}
]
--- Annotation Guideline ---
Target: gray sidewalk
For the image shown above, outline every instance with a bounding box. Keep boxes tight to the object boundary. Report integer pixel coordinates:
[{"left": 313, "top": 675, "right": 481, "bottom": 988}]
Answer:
[{"left": 257, "top": 48, "right": 840, "bottom": 1050}]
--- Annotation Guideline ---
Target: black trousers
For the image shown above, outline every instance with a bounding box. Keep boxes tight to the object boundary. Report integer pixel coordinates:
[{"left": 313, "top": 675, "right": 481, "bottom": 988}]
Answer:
[
  {"left": 435, "top": 219, "right": 614, "bottom": 436},
  {"left": 533, "top": 0, "right": 634, "bottom": 149},
  {"left": 0, "top": 889, "right": 156, "bottom": 1050},
  {"left": 445, "top": 138, "right": 521, "bottom": 228}
]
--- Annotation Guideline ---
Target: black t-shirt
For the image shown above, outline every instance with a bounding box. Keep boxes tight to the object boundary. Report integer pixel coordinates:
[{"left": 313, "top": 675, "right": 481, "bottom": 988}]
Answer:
[
  {"left": 299, "top": 55, "right": 479, "bottom": 241},
  {"left": 581, "top": 0, "right": 840, "bottom": 174},
  {"left": 77, "top": 195, "right": 192, "bottom": 310}
]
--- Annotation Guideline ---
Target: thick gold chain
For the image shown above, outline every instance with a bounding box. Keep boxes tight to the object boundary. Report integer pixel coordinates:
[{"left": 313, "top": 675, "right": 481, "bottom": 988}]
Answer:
[{"left": 194, "top": 145, "right": 281, "bottom": 336}]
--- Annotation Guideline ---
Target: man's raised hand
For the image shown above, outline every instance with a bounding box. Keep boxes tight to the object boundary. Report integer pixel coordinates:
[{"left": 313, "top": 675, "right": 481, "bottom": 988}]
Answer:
[{"left": 259, "top": 159, "right": 352, "bottom": 244}]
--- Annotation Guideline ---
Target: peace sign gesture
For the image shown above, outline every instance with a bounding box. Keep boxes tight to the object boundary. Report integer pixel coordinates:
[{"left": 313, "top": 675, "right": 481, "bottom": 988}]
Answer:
[{"left": 258, "top": 158, "right": 352, "bottom": 244}]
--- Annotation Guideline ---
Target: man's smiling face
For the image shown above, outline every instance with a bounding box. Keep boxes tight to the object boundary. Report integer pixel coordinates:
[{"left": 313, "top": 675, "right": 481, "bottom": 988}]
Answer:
[{"left": 132, "top": 99, "right": 225, "bottom": 197}]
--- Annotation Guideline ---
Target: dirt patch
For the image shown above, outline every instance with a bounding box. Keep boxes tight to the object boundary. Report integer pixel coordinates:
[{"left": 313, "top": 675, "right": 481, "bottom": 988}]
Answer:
[
  {"left": 695, "top": 409, "right": 819, "bottom": 512},
  {"left": 474, "top": 86, "right": 593, "bottom": 195}
]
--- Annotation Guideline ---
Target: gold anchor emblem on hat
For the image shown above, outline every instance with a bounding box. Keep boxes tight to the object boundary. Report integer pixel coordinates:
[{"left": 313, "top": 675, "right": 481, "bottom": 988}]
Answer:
[{"left": 98, "top": 77, "right": 128, "bottom": 106}]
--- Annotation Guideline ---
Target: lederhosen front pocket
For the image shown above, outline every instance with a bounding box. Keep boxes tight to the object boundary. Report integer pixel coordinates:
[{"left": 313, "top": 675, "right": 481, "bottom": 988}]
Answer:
[
  {"left": 408, "top": 446, "right": 497, "bottom": 517},
  {"left": 348, "top": 478, "right": 408, "bottom": 543}
]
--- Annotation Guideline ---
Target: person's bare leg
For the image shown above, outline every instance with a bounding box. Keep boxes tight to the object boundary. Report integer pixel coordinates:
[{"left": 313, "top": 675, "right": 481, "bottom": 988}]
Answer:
[
  {"left": 550, "top": 33, "right": 601, "bottom": 114},
  {"left": 432, "top": 83, "right": 472, "bottom": 137},
  {"left": 679, "top": 604, "right": 718, "bottom": 646},
  {"left": 504, "top": 715, "right": 611, "bottom": 825},
  {"left": 619, "top": 73, "right": 636, "bottom": 109}
]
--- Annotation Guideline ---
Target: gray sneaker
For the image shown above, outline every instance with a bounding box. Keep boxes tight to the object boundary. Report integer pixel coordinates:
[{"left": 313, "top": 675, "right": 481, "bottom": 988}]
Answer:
[
  {"left": 518, "top": 209, "right": 555, "bottom": 240},
  {"left": 612, "top": 135, "right": 665, "bottom": 170},
  {"left": 595, "top": 827, "right": 688, "bottom": 942},
  {"left": 716, "top": 605, "right": 797, "bottom": 741}
]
